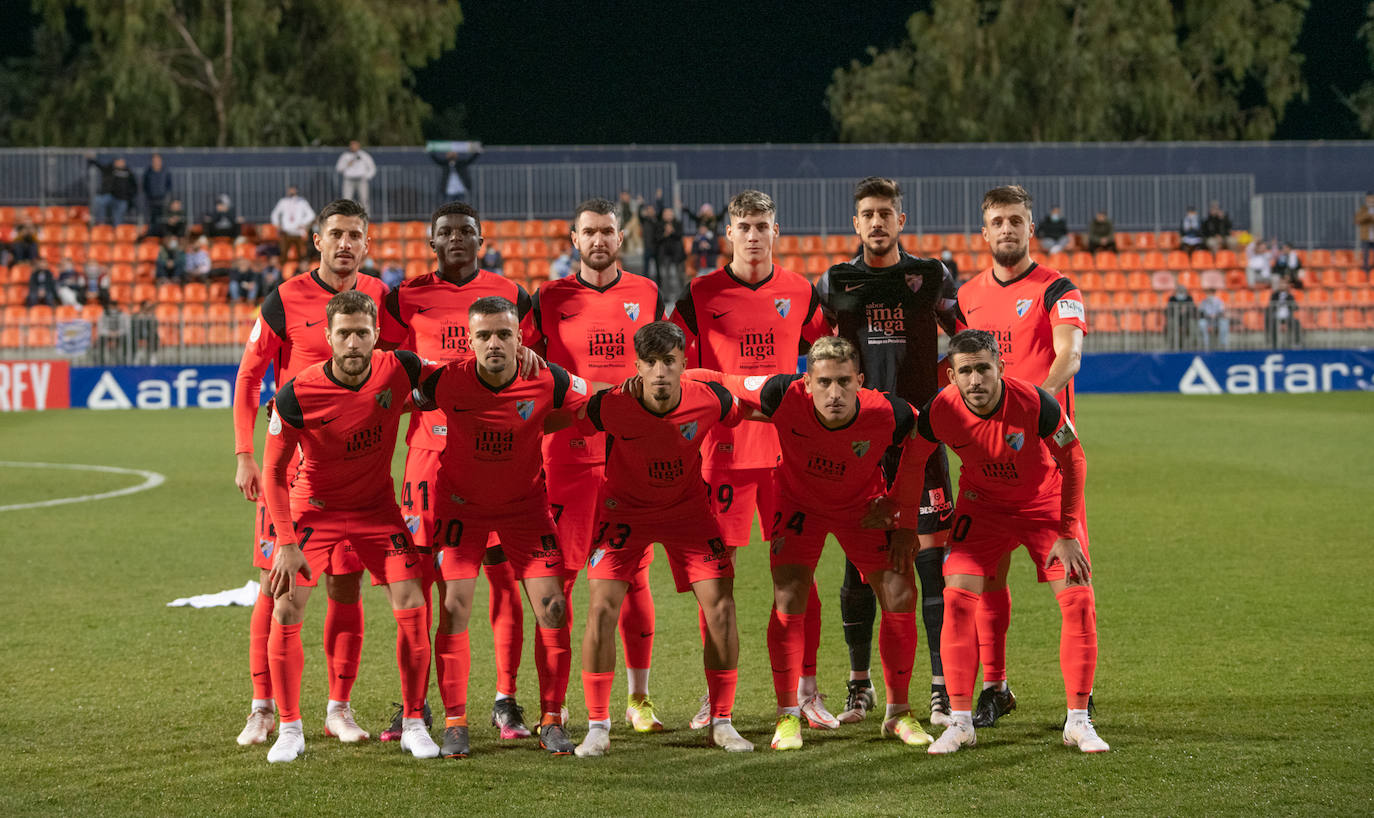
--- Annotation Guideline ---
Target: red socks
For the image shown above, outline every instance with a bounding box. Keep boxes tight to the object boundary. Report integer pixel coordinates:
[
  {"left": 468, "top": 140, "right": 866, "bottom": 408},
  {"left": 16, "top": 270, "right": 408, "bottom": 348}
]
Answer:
[
  {"left": 704, "top": 668, "right": 738, "bottom": 720},
  {"left": 878, "top": 611, "right": 918, "bottom": 708},
  {"left": 976, "top": 585, "right": 1012, "bottom": 685},
  {"left": 249, "top": 592, "right": 274, "bottom": 700},
  {"left": 434, "top": 630, "right": 471, "bottom": 719},
  {"left": 1056, "top": 585, "right": 1098, "bottom": 710},
  {"left": 535, "top": 624, "right": 571, "bottom": 716},
  {"left": 941, "top": 587, "right": 981, "bottom": 712},
  {"left": 583, "top": 670, "right": 614, "bottom": 722},
  {"left": 393, "top": 605, "right": 430, "bottom": 719},
  {"left": 767, "top": 608, "right": 805, "bottom": 708},
  {"left": 267, "top": 621, "right": 303, "bottom": 722},
  {"left": 323, "top": 598, "right": 363, "bottom": 702},
  {"left": 486, "top": 560, "right": 523, "bottom": 695},
  {"left": 619, "top": 559, "right": 656, "bottom": 670},
  {"left": 802, "top": 582, "right": 821, "bottom": 679}
]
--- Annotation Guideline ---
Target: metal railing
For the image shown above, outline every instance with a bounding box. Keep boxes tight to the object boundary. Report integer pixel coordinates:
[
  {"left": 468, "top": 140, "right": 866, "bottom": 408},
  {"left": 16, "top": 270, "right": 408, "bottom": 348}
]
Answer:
[{"left": 1253, "top": 192, "right": 1363, "bottom": 250}]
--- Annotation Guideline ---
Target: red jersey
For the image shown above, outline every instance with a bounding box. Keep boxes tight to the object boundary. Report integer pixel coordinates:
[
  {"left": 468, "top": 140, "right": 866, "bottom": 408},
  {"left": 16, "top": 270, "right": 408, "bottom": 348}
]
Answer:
[
  {"left": 583, "top": 379, "right": 743, "bottom": 518},
  {"left": 262, "top": 350, "right": 424, "bottom": 535},
  {"left": 671, "top": 265, "right": 834, "bottom": 470},
  {"left": 379, "top": 269, "right": 534, "bottom": 452},
  {"left": 728, "top": 373, "right": 917, "bottom": 519},
  {"left": 954, "top": 262, "right": 1087, "bottom": 418},
  {"left": 897, "top": 376, "right": 1085, "bottom": 537},
  {"left": 233, "top": 270, "right": 389, "bottom": 454},
  {"left": 416, "top": 358, "right": 590, "bottom": 509},
  {"left": 529, "top": 270, "right": 663, "bottom": 465}
]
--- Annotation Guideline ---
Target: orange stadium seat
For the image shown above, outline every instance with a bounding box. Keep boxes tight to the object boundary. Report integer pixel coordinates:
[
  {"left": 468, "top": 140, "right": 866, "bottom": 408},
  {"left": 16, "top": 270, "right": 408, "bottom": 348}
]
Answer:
[
  {"left": 1157, "top": 231, "right": 1180, "bottom": 250},
  {"left": 1315, "top": 268, "right": 1343, "bottom": 288},
  {"left": 973, "top": 251, "right": 993, "bottom": 270},
  {"left": 107, "top": 283, "right": 132, "bottom": 304},
  {"left": 379, "top": 222, "right": 402, "bottom": 240},
  {"left": 498, "top": 239, "right": 523, "bottom": 260},
  {"left": 1100, "top": 271, "right": 1125, "bottom": 291},
  {"left": 1126, "top": 271, "right": 1151, "bottom": 291},
  {"left": 54, "top": 304, "right": 80, "bottom": 323},
  {"left": 131, "top": 283, "right": 157, "bottom": 304},
  {"left": 503, "top": 259, "right": 526, "bottom": 280},
  {"left": 521, "top": 220, "right": 547, "bottom": 238},
  {"left": 156, "top": 283, "right": 182, "bottom": 303},
  {"left": 825, "top": 235, "right": 851, "bottom": 255},
  {"left": 113, "top": 243, "right": 137, "bottom": 263},
  {"left": 405, "top": 261, "right": 428, "bottom": 280},
  {"left": 109, "top": 263, "right": 135, "bottom": 284},
  {"left": 526, "top": 259, "right": 551, "bottom": 280},
  {"left": 403, "top": 221, "right": 428, "bottom": 239},
  {"left": 545, "top": 219, "right": 570, "bottom": 238},
  {"left": 403, "top": 240, "right": 428, "bottom": 260},
  {"left": 1199, "top": 270, "right": 1226, "bottom": 290},
  {"left": 1132, "top": 232, "right": 1156, "bottom": 250},
  {"left": 90, "top": 244, "right": 114, "bottom": 264},
  {"left": 493, "top": 220, "right": 521, "bottom": 238},
  {"left": 1346, "top": 267, "right": 1369, "bottom": 287},
  {"left": 943, "top": 234, "right": 967, "bottom": 252},
  {"left": 1331, "top": 249, "right": 1357, "bottom": 268},
  {"left": 525, "top": 239, "right": 550, "bottom": 259},
  {"left": 26, "top": 324, "right": 55, "bottom": 349},
  {"left": 136, "top": 241, "right": 160, "bottom": 263},
  {"left": 208, "top": 281, "right": 229, "bottom": 302},
  {"left": 1076, "top": 271, "right": 1103, "bottom": 292},
  {"left": 114, "top": 224, "right": 139, "bottom": 243},
  {"left": 154, "top": 303, "right": 182, "bottom": 323},
  {"left": 1150, "top": 271, "right": 1175, "bottom": 291},
  {"left": 1305, "top": 249, "right": 1331, "bottom": 268},
  {"left": 1048, "top": 251, "right": 1072, "bottom": 271},
  {"left": 1115, "top": 251, "right": 1143, "bottom": 271},
  {"left": 1189, "top": 250, "right": 1216, "bottom": 270},
  {"left": 80, "top": 303, "right": 103, "bottom": 323},
  {"left": 954, "top": 252, "right": 976, "bottom": 274},
  {"left": 184, "top": 282, "right": 208, "bottom": 302},
  {"left": 17, "top": 206, "right": 41, "bottom": 225},
  {"left": 1304, "top": 288, "right": 1331, "bottom": 305},
  {"left": 1176, "top": 270, "right": 1200, "bottom": 290},
  {"left": 1094, "top": 252, "right": 1119, "bottom": 271},
  {"left": 1068, "top": 251, "right": 1094, "bottom": 271},
  {"left": 0, "top": 207, "right": 15, "bottom": 224},
  {"left": 91, "top": 225, "right": 115, "bottom": 243},
  {"left": 374, "top": 241, "right": 400, "bottom": 261},
  {"left": 1213, "top": 249, "right": 1238, "bottom": 269},
  {"left": 806, "top": 255, "right": 831, "bottom": 275},
  {"left": 0, "top": 327, "right": 21, "bottom": 349},
  {"left": 776, "top": 235, "right": 801, "bottom": 255},
  {"left": 801, "top": 235, "right": 824, "bottom": 255}
]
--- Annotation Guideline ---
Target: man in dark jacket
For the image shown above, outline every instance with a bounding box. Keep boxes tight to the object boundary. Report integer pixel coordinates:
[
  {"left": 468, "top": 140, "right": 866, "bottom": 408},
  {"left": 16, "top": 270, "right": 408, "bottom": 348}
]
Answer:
[{"left": 143, "top": 154, "right": 172, "bottom": 228}]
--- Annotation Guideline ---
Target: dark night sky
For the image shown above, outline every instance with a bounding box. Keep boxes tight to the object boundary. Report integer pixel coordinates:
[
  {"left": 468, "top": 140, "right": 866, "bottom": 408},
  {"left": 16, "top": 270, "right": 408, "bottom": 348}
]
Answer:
[{"left": 2, "top": 0, "right": 1370, "bottom": 144}]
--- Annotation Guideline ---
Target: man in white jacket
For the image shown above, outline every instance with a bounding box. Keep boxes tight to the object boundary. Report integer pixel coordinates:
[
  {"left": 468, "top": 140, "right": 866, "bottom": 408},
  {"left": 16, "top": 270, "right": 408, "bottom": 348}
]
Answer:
[
  {"left": 270, "top": 186, "right": 316, "bottom": 262},
  {"left": 335, "top": 140, "right": 377, "bottom": 211}
]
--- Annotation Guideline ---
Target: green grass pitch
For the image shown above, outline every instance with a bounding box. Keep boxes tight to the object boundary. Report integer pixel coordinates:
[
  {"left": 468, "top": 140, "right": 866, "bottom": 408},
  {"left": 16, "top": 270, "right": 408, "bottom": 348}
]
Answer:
[{"left": 1, "top": 392, "right": 1371, "bottom": 816}]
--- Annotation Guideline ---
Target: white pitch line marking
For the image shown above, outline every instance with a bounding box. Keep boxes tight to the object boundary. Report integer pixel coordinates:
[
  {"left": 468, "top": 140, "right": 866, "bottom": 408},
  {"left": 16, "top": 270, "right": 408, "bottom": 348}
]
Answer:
[{"left": 0, "top": 461, "right": 166, "bottom": 512}]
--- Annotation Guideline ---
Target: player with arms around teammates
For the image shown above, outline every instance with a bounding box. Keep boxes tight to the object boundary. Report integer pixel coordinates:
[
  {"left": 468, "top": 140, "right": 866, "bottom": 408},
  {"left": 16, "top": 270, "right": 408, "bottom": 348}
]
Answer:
[
  {"left": 527, "top": 198, "right": 667, "bottom": 733},
  {"left": 953, "top": 185, "right": 1090, "bottom": 728},
  {"left": 231, "top": 199, "right": 387, "bottom": 748},
  {"left": 259, "top": 290, "right": 437, "bottom": 763},
  {"left": 820, "top": 177, "right": 958, "bottom": 728}
]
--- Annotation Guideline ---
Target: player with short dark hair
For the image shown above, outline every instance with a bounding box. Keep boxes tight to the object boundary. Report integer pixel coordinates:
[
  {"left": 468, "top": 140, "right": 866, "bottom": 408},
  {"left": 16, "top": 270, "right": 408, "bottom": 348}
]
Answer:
[
  {"left": 886, "top": 329, "right": 1105, "bottom": 754},
  {"left": 259, "top": 290, "right": 437, "bottom": 762},
  {"left": 670, "top": 189, "right": 835, "bottom": 731},
  {"left": 528, "top": 198, "right": 667, "bottom": 733},
  {"left": 378, "top": 201, "right": 541, "bottom": 742},
  {"left": 573, "top": 321, "right": 753, "bottom": 756},
  {"left": 819, "top": 177, "right": 958, "bottom": 727},
  {"left": 953, "top": 184, "right": 1090, "bottom": 728},
  {"left": 231, "top": 199, "right": 387, "bottom": 747}
]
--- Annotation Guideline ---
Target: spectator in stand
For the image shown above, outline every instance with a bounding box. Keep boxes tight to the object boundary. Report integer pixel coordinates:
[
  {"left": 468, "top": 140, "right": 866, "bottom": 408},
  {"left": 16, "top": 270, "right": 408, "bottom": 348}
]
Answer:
[
  {"left": 84, "top": 262, "right": 111, "bottom": 306},
  {"left": 1265, "top": 276, "right": 1301, "bottom": 348},
  {"left": 335, "top": 139, "right": 376, "bottom": 210},
  {"left": 1164, "top": 283, "right": 1196, "bottom": 350},
  {"left": 1245, "top": 238, "right": 1274, "bottom": 287},
  {"left": 940, "top": 248, "right": 964, "bottom": 285},
  {"left": 1039, "top": 205, "right": 1071, "bottom": 255},
  {"left": 1086, "top": 210, "right": 1116, "bottom": 253},
  {"left": 656, "top": 212, "right": 687, "bottom": 304},
  {"left": 143, "top": 154, "right": 172, "bottom": 228},
  {"left": 1272, "top": 243, "right": 1304, "bottom": 289},
  {"left": 96, "top": 300, "right": 131, "bottom": 365},
  {"left": 617, "top": 190, "right": 637, "bottom": 230},
  {"left": 550, "top": 241, "right": 576, "bottom": 280},
  {"left": 25, "top": 263, "right": 58, "bottom": 307},
  {"left": 186, "top": 237, "right": 212, "bottom": 282},
  {"left": 621, "top": 206, "right": 645, "bottom": 276},
  {"left": 156, "top": 235, "right": 187, "bottom": 283},
  {"left": 270, "top": 185, "right": 315, "bottom": 261},
  {"left": 202, "top": 194, "right": 243, "bottom": 239},
  {"left": 145, "top": 198, "right": 188, "bottom": 240},
  {"left": 87, "top": 154, "right": 137, "bottom": 225},
  {"left": 480, "top": 244, "right": 504, "bottom": 276},
  {"left": 1180, "top": 206, "right": 1204, "bottom": 255},
  {"left": 380, "top": 260, "right": 405, "bottom": 289},
  {"left": 1198, "top": 287, "right": 1229, "bottom": 352},
  {"left": 640, "top": 201, "right": 662, "bottom": 284},
  {"left": 131, "top": 299, "right": 159, "bottom": 365},
  {"left": 687, "top": 202, "right": 721, "bottom": 237},
  {"left": 691, "top": 223, "right": 716, "bottom": 272},
  {"left": 1202, "top": 201, "right": 1235, "bottom": 251},
  {"left": 229, "top": 258, "right": 261, "bottom": 303},
  {"left": 55, "top": 259, "right": 85, "bottom": 306},
  {"left": 430, "top": 146, "right": 481, "bottom": 204},
  {"left": 10, "top": 221, "right": 39, "bottom": 262},
  {"left": 1356, "top": 193, "right": 1374, "bottom": 273},
  {"left": 257, "top": 255, "right": 283, "bottom": 298}
]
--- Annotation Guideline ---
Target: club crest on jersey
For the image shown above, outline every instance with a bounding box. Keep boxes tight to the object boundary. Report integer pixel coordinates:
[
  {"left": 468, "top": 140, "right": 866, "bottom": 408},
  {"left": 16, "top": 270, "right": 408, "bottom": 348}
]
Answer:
[
  {"left": 516, "top": 399, "right": 535, "bottom": 420},
  {"left": 376, "top": 388, "right": 393, "bottom": 409},
  {"left": 1015, "top": 298, "right": 1034, "bottom": 318},
  {"left": 1004, "top": 431, "right": 1025, "bottom": 451},
  {"left": 851, "top": 440, "right": 872, "bottom": 457},
  {"left": 774, "top": 298, "right": 791, "bottom": 318},
  {"left": 679, "top": 421, "right": 699, "bottom": 441},
  {"left": 623, "top": 302, "right": 641, "bottom": 321}
]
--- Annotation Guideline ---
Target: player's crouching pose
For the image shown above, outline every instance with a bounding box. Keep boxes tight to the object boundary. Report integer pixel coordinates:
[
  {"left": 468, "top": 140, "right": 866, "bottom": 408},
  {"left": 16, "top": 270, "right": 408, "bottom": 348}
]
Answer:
[
  {"left": 701, "top": 336, "right": 935, "bottom": 750},
  {"left": 574, "top": 321, "right": 753, "bottom": 756},
  {"left": 260, "top": 290, "right": 437, "bottom": 763},
  {"left": 410, "top": 296, "right": 589, "bottom": 758},
  {"left": 887, "top": 329, "right": 1107, "bottom": 754}
]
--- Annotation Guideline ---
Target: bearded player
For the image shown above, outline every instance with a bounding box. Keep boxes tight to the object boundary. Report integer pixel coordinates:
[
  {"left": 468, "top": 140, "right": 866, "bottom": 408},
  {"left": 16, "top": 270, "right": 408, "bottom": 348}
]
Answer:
[
  {"left": 232, "top": 199, "right": 386, "bottom": 747},
  {"left": 528, "top": 198, "right": 666, "bottom": 732}
]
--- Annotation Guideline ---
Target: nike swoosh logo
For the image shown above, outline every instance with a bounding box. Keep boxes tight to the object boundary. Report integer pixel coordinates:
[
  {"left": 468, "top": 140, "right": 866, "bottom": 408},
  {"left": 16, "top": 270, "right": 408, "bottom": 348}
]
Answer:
[
  {"left": 560, "top": 312, "right": 580, "bottom": 320},
  {"left": 844, "top": 283, "right": 865, "bottom": 292},
  {"left": 252, "top": 671, "right": 268, "bottom": 677},
  {"left": 405, "top": 560, "right": 418, "bottom": 568},
  {"left": 416, "top": 306, "right": 436, "bottom": 313},
  {"left": 337, "top": 674, "right": 356, "bottom": 680},
  {"left": 320, "top": 416, "right": 341, "bottom": 426},
  {"left": 544, "top": 559, "right": 560, "bottom": 568},
  {"left": 451, "top": 407, "right": 474, "bottom": 413},
  {"left": 790, "top": 429, "right": 807, "bottom": 437},
  {"left": 951, "top": 442, "right": 970, "bottom": 449},
  {"left": 305, "top": 320, "right": 323, "bottom": 327},
  {"left": 620, "top": 435, "right": 640, "bottom": 441},
  {"left": 639, "top": 631, "right": 653, "bottom": 639},
  {"left": 965, "top": 306, "right": 980, "bottom": 314},
  {"left": 711, "top": 310, "right": 731, "bottom": 319}
]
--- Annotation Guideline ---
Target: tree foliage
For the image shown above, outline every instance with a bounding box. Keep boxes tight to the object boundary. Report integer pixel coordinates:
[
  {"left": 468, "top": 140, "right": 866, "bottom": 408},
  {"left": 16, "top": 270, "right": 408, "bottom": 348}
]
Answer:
[
  {"left": 826, "top": 0, "right": 1307, "bottom": 142},
  {"left": 5, "top": 0, "right": 463, "bottom": 146},
  {"left": 1343, "top": 2, "right": 1374, "bottom": 135}
]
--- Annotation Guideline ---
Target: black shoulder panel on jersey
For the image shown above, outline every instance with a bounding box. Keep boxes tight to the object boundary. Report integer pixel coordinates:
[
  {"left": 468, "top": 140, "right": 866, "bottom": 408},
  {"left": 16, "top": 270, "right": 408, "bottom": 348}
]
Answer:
[
  {"left": 1035, "top": 385, "right": 1062, "bottom": 438},
  {"left": 418, "top": 368, "right": 443, "bottom": 406},
  {"left": 515, "top": 286, "right": 532, "bottom": 319},
  {"left": 530, "top": 289, "right": 544, "bottom": 333},
  {"left": 915, "top": 396, "right": 939, "bottom": 443},
  {"left": 384, "top": 287, "right": 408, "bottom": 329},
  {"left": 1042, "top": 277, "right": 1078, "bottom": 312},
  {"left": 550, "top": 362, "right": 571, "bottom": 408},
  {"left": 274, "top": 380, "right": 305, "bottom": 428},
  {"left": 953, "top": 298, "right": 968, "bottom": 327},
  {"left": 654, "top": 289, "right": 665, "bottom": 321},
  {"left": 887, "top": 394, "right": 916, "bottom": 447},
  {"left": 759, "top": 373, "right": 802, "bottom": 417},
  {"left": 395, "top": 349, "right": 423, "bottom": 389},
  {"left": 260, "top": 289, "right": 287, "bottom": 339},
  {"left": 707, "top": 380, "right": 734, "bottom": 421},
  {"left": 586, "top": 390, "right": 607, "bottom": 432},
  {"left": 673, "top": 290, "right": 698, "bottom": 335}
]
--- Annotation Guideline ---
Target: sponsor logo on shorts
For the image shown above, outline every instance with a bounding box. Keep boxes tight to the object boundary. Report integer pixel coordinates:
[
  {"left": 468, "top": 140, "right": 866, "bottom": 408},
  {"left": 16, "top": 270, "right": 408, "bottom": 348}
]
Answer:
[
  {"left": 770, "top": 535, "right": 786, "bottom": 555},
  {"left": 308, "top": 497, "right": 325, "bottom": 508},
  {"left": 717, "top": 443, "right": 733, "bottom": 453},
  {"left": 404, "top": 515, "right": 421, "bottom": 534},
  {"left": 260, "top": 540, "right": 274, "bottom": 558},
  {"left": 706, "top": 537, "right": 728, "bottom": 562},
  {"left": 450, "top": 494, "right": 467, "bottom": 504},
  {"left": 588, "top": 547, "right": 607, "bottom": 567}
]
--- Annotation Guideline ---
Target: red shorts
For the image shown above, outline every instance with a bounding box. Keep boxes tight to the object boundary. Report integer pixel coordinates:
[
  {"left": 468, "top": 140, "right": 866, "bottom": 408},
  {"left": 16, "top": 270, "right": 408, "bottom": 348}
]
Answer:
[
  {"left": 252, "top": 450, "right": 366, "bottom": 573},
  {"left": 404, "top": 447, "right": 502, "bottom": 582},
  {"left": 545, "top": 459, "right": 604, "bottom": 579},
  {"left": 290, "top": 505, "right": 424, "bottom": 588},
  {"left": 943, "top": 501, "right": 1092, "bottom": 583},
  {"left": 703, "top": 466, "right": 777, "bottom": 549},
  {"left": 767, "top": 500, "right": 893, "bottom": 583},
  {"left": 587, "top": 503, "right": 732, "bottom": 593},
  {"left": 431, "top": 493, "right": 564, "bottom": 582}
]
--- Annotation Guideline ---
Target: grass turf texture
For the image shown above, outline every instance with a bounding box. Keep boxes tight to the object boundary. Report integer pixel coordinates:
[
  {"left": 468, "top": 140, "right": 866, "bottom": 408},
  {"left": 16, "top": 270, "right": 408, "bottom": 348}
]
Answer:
[{"left": 1, "top": 392, "right": 1370, "bottom": 816}]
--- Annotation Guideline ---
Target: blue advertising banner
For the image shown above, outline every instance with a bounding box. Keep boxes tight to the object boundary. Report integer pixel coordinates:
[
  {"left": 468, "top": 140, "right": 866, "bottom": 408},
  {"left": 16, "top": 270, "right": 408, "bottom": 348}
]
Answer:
[
  {"left": 70, "top": 365, "right": 276, "bottom": 409},
  {"left": 1077, "top": 349, "right": 1374, "bottom": 395}
]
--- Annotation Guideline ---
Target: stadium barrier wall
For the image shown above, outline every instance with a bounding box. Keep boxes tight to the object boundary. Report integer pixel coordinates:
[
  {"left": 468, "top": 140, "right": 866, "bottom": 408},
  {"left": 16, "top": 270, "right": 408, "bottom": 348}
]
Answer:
[
  {"left": 64, "top": 365, "right": 273, "bottom": 410},
  {"left": 0, "top": 359, "right": 68, "bottom": 410},
  {"left": 1076, "top": 348, "right": 1374, "bottom": 394}
]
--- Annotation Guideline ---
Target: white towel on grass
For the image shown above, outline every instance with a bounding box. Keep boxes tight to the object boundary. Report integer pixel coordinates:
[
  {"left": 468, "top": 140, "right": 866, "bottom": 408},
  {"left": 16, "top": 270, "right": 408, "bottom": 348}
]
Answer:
[{"left": 168, "top": 580, "right": 260, "bottom": 608}]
